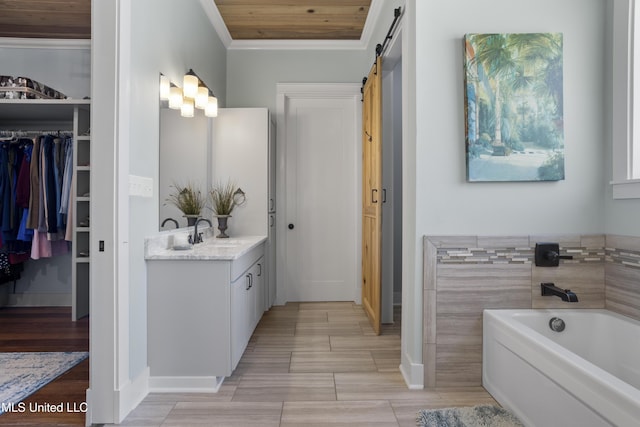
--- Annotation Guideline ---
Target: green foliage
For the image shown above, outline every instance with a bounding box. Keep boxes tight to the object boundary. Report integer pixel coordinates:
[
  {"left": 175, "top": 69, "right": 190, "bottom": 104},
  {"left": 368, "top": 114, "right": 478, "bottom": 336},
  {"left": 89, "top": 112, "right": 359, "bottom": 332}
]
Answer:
[
  {"left": 165, "top": 181, "right": 205, "bottom": 216},
  {"left": 538, "top": 152, "right": 565, "bottom": 181},
  {"left": 522, "top": 122, "right": 560, "bottom": 149},
  {"left": 479, "top": 133, "right": 492, "bottom": 147},
  {"left": 209, "top": 180, "right": 246, "bottom": 216}
]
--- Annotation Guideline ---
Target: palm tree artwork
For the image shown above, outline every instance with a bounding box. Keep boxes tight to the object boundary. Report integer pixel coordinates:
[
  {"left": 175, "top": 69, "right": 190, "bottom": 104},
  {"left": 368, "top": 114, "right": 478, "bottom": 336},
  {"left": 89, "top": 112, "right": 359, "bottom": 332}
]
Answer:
[{"left": 464, "top": 33, "right": 564, "bottom": 181}]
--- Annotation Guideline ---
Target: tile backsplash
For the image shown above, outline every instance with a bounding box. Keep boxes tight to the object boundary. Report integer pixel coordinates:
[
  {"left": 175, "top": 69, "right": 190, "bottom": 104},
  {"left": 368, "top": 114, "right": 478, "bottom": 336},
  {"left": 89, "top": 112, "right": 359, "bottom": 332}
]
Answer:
[{"left": 423, "top": 233, "right": 640, "bottom": 389}]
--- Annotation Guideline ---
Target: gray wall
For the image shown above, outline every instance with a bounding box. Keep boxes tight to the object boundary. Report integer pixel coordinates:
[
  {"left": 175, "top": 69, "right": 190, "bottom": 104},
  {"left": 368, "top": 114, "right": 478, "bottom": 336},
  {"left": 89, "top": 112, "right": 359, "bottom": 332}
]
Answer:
[
  {"left": 226, "top": 49, "right": 369, "bottom": 109},
  {"left": 414, "top": 0, "right": 606, "bottom": 237},
  {"left": 603, "top": 0, "right": 640, "bottom": 236},
  {"left": 0, "top": 44, "right": 90, "bottom": 99},
  {"left": 127, "top": 0, "right": 227, "bottom": 380}
]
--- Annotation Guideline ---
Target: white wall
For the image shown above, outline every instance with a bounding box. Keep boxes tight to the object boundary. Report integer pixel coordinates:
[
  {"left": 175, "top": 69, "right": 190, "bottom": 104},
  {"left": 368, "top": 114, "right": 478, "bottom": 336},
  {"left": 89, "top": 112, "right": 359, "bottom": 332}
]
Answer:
[
  {"left": 416, "top": 0, "right": 605, "bottom": 236},
  {"left": 226, "top": 49, "right": 368, "bottom": 109},
  {"left": 0, "top": 43, "right": 90, "bottom": 99},
  {"left": 604, "top": 0, "right": 640, "bottom": 236},
  {"left": 126, "top": 0, "right": 227, "bottom": 381}
]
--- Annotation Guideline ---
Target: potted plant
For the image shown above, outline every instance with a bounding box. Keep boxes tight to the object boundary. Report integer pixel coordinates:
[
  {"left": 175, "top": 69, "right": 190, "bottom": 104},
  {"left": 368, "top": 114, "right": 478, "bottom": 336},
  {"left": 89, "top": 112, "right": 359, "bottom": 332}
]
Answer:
[
  {"left": 165, "top": 180, "right": 206, "bottom": 226},
  {"left": 209, "top": 180, "right": 246, "bottom": 238}
]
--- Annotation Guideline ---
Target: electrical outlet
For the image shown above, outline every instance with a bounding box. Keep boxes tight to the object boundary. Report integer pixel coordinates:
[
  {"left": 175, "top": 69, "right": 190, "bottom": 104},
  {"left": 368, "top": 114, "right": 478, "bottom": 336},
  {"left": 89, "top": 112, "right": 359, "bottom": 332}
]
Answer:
[{"left": 129, "top": 175, "right": 153, "bottom": 198}]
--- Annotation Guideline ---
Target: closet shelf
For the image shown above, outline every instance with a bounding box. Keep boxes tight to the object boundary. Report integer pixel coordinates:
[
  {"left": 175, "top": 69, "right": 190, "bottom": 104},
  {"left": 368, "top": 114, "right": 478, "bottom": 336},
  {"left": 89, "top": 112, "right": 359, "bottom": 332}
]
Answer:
[
  {"left": 2, "top": 98, "right": 91, "bottom": 321},
  {"left": 0, "top": 99, "right": 90, "bottom": 125}
]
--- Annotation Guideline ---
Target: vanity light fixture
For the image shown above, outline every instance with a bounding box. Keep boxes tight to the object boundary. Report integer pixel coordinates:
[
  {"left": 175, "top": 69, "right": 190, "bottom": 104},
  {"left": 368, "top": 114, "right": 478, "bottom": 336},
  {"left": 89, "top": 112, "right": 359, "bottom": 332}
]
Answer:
[
  {"left": 168, "top": 85, "right": 183, "bottom": 110},
  {"left": 181, "top": 98, "right": 195, "bottom": 118},
  {"left": 162, "top": 69, "right": 218, "bottom": 118},
  {"left": 159, "top": 74, "right": 170, "bottom": 101},
  {"left": 195, "top": 86, "right": 209, "bottom": 109},
  {"left": 183, "top": 69, "right": 199, "bottom": 99},
  {"left": 205, "top": 95, "right": 218, "bottom": 117}
]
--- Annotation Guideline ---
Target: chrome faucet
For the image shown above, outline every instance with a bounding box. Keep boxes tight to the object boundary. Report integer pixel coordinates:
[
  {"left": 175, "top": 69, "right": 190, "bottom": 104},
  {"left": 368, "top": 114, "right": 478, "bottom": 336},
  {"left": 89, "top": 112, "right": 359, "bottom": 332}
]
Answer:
[
  {"left": 189, "top": 218, "right": 212, "bottom": 245},
  {"left": 541, "top": 282, "right": 578, "bottom": 302},
  {"left": 161, "top": 218, "right": 179, "bottom": 229}
]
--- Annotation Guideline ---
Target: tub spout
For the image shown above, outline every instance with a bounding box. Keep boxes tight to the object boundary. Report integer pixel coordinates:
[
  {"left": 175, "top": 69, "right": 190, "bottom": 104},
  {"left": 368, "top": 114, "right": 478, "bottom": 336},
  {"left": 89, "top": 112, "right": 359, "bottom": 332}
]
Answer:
[{"left": 541, "top": 282, "right": 579, "bottom": 302}]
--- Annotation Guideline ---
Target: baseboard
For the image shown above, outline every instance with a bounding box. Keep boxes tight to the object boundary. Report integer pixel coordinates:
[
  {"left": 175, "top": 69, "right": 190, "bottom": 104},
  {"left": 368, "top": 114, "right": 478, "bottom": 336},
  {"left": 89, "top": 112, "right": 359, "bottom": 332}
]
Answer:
[
  {"left": 115, "top": 367, "right": 149, "bottom": 423},
  {"left": 148, "top": 375, "right": 224, "bottom": 393},
  {"left": 400, "top": 351, "right": 424, "bottom": 390},
  {"left": 5, "top": 292, "right": 71, "bottom": 307}
]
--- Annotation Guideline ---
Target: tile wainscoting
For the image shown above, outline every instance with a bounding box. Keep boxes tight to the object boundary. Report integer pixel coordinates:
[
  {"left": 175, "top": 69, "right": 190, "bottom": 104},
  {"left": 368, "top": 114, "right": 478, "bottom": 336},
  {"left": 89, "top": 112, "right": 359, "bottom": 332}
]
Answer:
[{"left": 423, "top": 234, "right": 640, "bottom": 388}]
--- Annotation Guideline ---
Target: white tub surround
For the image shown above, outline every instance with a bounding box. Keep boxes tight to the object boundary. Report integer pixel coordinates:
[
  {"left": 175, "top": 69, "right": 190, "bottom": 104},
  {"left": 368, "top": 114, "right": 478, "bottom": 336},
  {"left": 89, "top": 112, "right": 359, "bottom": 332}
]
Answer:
[
  {"left": 483, "top": 309, "right": 640, "bottom": 427},
  {"left": 145, "top": 230, "right": 267, "bottom": 392}
]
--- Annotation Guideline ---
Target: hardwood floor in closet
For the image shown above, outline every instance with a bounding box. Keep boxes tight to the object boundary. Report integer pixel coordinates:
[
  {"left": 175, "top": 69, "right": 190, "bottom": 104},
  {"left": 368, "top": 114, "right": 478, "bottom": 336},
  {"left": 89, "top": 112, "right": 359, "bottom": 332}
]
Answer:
[
  {"left": 116, "top": 302, "right": 497, "bottom": 426},
  {"left": 0, "top": 307, "right": 89, "bottom": 426}
]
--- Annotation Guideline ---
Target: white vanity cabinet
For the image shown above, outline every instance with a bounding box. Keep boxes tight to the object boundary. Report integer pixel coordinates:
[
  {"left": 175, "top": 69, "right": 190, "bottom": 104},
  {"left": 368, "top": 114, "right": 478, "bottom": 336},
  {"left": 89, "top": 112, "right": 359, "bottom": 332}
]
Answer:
[
  {"left": 146, "top": 236, "right": 266, "bottom": 392},
  {"left": 230, "top": 255, "right": 264, "bottom": 370}
]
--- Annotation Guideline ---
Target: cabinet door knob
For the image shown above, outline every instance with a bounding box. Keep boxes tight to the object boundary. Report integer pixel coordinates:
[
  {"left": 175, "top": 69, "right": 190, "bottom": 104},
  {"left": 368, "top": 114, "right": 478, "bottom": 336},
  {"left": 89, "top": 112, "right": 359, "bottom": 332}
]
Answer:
[{"left": 288, "top": 223, "right": 294, "bottom": 230}]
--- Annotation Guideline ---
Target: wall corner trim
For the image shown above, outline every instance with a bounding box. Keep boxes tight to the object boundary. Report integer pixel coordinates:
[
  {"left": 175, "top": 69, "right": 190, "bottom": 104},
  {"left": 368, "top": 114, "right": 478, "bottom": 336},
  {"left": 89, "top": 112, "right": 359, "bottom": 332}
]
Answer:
[
  {"left": 115, "top": 367, "right": 149, "bottom": 423},
  {"left": 400, "top": 351, "right": 424, "bottom": 390}
]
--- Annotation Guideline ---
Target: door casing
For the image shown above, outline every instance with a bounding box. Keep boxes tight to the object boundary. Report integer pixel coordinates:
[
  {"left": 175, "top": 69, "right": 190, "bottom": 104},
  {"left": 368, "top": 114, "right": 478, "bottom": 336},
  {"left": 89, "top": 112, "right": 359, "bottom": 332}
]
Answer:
[{"left": 276, "top": 83, "right": 362, "bottom": 305}]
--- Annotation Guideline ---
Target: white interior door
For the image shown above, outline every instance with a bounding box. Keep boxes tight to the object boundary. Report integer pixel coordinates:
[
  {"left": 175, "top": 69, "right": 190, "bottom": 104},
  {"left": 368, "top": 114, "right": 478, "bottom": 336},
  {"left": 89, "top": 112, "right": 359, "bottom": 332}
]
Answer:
[{"left": 281, "top": 88, "right": 360, "bottom": 302}]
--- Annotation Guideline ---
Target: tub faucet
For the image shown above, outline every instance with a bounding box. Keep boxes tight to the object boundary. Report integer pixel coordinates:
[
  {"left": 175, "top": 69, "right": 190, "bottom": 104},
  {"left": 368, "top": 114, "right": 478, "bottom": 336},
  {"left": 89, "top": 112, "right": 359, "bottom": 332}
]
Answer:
[
  {"left": 161, "top": 217, "right": 179, "bottom": 229},
  {"left": 541, "top": 282, "right": 579, "bottom": 302},
  {"left": 189, "top": 218, "right": 212, "bottom": 245}
]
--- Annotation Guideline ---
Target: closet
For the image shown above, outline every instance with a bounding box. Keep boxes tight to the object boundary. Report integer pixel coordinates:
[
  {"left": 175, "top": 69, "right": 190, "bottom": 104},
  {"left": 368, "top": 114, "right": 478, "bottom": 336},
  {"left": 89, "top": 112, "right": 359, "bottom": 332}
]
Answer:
[{"left": 0, "top": 98, "right": 91, "bottom": 320}]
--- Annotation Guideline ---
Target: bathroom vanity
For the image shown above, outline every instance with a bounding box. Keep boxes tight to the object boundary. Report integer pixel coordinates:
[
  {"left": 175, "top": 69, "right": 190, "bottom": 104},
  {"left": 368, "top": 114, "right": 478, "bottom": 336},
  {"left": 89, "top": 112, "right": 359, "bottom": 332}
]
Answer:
[{"left": 145, "top": 230, "right": 267, "bottom": 392}]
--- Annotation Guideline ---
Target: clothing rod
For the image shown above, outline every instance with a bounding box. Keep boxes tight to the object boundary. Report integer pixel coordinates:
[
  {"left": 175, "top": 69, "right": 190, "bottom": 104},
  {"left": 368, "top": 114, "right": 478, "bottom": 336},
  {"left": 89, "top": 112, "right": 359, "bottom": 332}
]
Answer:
[{"left": 0, "top": 130, "right": 72, "bottom": 136}]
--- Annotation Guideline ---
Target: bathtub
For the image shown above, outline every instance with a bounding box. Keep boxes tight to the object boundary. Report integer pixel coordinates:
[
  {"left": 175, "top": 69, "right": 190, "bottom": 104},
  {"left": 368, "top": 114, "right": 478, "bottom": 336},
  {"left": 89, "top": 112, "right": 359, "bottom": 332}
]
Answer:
[{"left": 483, "top": 309, "right": 640, "bottom": 427}]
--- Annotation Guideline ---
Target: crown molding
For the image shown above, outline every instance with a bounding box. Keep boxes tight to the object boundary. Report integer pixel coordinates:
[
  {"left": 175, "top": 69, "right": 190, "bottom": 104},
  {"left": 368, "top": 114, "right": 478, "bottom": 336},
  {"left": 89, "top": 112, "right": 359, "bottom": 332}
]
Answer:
[
  {"left": 227, "top": 39, "right": 366, "bottom": 51},
  {"left": 360, "top": 0, "right": 384, "bottom": 50},
  {"left": 0, "top": 37, "right": 90, "bottom": 49},
  {"left": 199, "top": 0, "right": 232, "bottom": 48},
  {"left": 202, "top": 0, "right": 385, "bottom": 51}
]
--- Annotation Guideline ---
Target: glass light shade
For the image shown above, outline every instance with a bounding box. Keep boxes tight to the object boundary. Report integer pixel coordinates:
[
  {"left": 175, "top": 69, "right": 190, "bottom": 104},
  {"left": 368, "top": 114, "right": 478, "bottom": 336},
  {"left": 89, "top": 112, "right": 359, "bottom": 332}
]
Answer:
[
  {"left": 205, "top": 96, "right": 218, "bottom": 117},
  {"left": 181, "top": 98, "right": 195, "bottom": 118},
  {"left": 183, "top": 73, "right": 198, "bottom": 99},
  {"left": 159, "top": 75, "right": 170, "bottom": 100},
  {"left": 195, "top": 86, "right": 209, "bottom": 109},
  {"left": 168, "top": 86, "right": 183, "bottom": 109}
]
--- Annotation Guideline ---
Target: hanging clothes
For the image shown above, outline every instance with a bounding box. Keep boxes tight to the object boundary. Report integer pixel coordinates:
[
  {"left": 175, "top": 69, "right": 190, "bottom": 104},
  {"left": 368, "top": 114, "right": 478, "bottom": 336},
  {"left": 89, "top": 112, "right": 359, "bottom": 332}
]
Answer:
[{"left": 0, "top": 131, "right": 74, "bottom": 260}]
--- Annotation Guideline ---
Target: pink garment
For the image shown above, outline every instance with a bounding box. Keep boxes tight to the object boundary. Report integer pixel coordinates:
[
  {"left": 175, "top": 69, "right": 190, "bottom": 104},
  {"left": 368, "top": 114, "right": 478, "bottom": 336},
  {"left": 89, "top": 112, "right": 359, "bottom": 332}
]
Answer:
[{"left": 30, "top": 230, "right": 51, "bottom": 259}]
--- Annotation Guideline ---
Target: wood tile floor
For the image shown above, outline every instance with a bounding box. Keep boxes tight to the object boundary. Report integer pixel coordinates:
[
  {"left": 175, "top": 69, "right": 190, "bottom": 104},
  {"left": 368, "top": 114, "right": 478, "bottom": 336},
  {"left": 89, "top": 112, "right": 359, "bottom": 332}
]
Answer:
[{"left": 115, "top": 302, "right": 497, "bottom": 426}]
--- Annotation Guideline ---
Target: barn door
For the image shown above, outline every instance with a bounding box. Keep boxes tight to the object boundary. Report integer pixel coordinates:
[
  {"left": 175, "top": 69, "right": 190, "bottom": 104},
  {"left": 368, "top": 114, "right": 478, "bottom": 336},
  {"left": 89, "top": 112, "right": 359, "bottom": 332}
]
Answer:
[{"left": 362, "top": 56, "right": 382, "bottom": 335}]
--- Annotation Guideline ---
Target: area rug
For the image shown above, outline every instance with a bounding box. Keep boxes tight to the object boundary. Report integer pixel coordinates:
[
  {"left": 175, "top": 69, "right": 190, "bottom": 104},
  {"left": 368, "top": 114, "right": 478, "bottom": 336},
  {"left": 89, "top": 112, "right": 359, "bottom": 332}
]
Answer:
[
  {"left": 0, "top": 351, "right": 89, "bottom": 415},
  {"left": 417, "top": 405, "right": 524, "bottom": 427}
]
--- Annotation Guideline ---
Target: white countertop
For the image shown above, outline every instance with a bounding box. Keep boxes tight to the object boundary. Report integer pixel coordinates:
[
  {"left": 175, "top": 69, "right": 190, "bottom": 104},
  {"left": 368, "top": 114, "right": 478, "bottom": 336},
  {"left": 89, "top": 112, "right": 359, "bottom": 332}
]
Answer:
[{"left": 145, "top": 227, "right": 266, "bottom": 261}]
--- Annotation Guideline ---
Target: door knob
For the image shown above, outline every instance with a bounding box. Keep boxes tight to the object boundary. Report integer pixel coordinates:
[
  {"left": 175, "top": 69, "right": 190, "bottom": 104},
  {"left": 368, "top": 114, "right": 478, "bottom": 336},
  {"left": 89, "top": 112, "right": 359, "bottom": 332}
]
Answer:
[{"left": 288, "top": 223, "right": 294, "bottom": 230}]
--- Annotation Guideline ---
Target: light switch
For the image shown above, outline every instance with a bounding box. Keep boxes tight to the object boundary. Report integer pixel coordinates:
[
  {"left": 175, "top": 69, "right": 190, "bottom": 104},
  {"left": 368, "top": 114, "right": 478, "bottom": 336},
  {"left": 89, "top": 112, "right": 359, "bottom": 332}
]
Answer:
[{"left": 129, "top": 175, "right": 153, "bottom": 198}]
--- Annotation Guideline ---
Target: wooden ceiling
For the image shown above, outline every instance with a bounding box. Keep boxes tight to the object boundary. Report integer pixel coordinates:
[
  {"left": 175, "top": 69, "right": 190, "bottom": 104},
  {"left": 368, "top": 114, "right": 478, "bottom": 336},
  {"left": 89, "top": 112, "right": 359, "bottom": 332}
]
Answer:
[
  {"left": 0, "top": 0, "right": 372, "bottom": 41},
  {"left": 0, "top": 0, "right": 91, "bottom": 39},
  {"left": 214, "top": 0, "right": 372, "bottom": 40}
]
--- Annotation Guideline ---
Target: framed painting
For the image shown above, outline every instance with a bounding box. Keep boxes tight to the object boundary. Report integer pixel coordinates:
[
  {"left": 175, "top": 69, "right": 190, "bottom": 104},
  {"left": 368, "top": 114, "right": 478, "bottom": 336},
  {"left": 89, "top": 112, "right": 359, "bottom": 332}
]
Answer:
[{"left": 464, "top": 33, "right": 564, "bottom": 182}]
